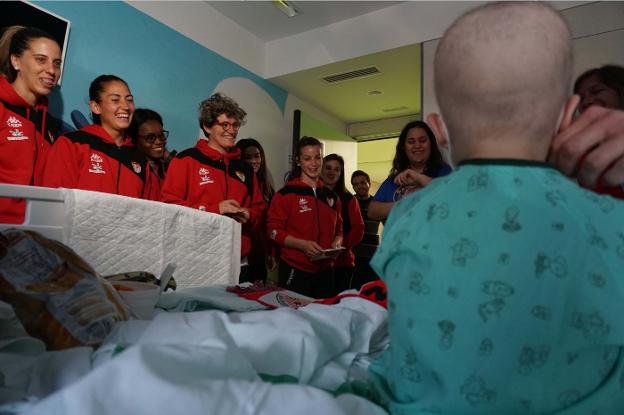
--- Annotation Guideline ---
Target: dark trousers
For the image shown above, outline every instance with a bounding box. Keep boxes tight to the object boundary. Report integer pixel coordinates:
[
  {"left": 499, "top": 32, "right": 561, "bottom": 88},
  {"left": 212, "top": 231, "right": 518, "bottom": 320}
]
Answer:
[
  {"left": 278, "top": 260, "right": 334, "bottom": 299},
  {"left": 333, "top": 266, "right": 354, "bottom": 296},
  {"left": 352, "top": 258, "right": 380, "bottom": 290},
  {"left": 239, "top": 262, "right": 268, "bottom": 284}
]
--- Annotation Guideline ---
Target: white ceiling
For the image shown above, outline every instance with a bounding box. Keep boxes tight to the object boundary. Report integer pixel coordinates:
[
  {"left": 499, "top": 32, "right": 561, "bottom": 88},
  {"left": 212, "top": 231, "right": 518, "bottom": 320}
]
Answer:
[
  {"left": 206, "top": 1, "right": 403, "bottom": 42},
  {"left": 140, "top": 1, "right": 602, "bottom": 128}
]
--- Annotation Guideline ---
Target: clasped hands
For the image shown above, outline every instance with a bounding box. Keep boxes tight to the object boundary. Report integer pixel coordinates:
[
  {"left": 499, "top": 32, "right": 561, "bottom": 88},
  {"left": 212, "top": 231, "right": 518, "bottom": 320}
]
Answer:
[
  {"left": 394, "top": 169, "right": 433, "bottom": 196},
  {"left": 219, "top": 199, "right": 250, "bottom": 224}
]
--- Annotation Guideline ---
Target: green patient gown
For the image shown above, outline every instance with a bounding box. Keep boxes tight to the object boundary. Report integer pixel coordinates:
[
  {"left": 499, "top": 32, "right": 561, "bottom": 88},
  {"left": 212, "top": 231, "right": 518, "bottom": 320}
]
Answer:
[{"left": 370, "top": 159, "right": 624, "bottom": 415}]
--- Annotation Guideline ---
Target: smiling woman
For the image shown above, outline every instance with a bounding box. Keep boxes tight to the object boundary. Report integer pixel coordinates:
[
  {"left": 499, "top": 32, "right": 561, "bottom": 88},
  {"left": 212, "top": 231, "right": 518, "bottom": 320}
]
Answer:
[
  {"left": 367, "top": 120, "right": 451, "bottom": 221},
  {"left": 42, "top": 74, "right": 159, "bottom": 201},
  {"left": 161, "top": 93, "right": 267, "bottom": 278},
  {"left": 267, "top": 137, "right": 344, "bottom": 298},
  {"left": 127, "top": 108, "right": 175, "bottom": 190},
  {"left": 0, "top": 26, "right": 62, "bottom": 224}
]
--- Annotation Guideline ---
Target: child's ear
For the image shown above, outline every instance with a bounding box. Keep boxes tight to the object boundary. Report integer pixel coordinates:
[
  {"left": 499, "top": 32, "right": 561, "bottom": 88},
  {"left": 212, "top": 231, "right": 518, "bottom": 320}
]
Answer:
[
  {"left": 557, "top": 94, "right": 580, "bottom": 134},
  {"left": 427, "top": 113, "right": 448, "bottom": 150}
]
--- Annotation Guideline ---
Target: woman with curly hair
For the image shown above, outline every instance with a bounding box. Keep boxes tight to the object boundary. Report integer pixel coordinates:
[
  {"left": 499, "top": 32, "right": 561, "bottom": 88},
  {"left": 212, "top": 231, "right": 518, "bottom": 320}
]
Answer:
[{"left": 161, "top": 93, "right": 266, "bottom": 272}]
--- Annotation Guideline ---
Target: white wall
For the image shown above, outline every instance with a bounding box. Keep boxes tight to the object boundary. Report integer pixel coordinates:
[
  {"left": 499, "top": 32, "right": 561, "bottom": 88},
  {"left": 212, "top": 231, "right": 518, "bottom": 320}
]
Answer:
[
  {"left": 422, "top": 1, "right": 624, "bottom": 121},
  {"left": 127, "top": 1, "right": 266, "bottom": 76}
]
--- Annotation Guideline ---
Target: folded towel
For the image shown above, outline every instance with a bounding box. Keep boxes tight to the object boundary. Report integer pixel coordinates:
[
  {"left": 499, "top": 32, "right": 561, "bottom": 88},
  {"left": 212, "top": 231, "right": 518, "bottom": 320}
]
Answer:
[{"left": 62, "top": 189, "right": 240, "bottom": 288}]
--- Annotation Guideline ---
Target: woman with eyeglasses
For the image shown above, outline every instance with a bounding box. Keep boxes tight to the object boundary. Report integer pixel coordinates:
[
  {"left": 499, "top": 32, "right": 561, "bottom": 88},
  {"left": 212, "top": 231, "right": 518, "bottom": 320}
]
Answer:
[
  {"left": 127, "top": 108, "right": 175, "bottom": 189},
  {"left": 161, "top": 93, "right": 266, "bottom": 271},
  {"left": 0, "top": 26, "right": 62, "bottom": 223},
  {"left": 43, "top": 74, "right": 159, "bottom": 200}
]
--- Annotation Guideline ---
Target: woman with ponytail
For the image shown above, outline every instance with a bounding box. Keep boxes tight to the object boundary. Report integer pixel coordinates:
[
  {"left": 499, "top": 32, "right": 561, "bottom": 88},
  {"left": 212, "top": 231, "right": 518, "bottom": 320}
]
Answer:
[{"left": 0, "top": 25, "right": 62, "bottom": 223}]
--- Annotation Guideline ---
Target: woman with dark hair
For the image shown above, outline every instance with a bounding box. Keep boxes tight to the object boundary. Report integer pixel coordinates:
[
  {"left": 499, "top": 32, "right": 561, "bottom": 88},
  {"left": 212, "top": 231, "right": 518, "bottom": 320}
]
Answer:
[
  {"left": 161, "top": 93, "right": 266, "bottom": 272},
  {"left": 236, "top": 137, "right": 276, "bottom": 282},
  {"left": 368, "top": 120, "right": 451, "bottom": 221},
  {"left": 127, "top": 108, "right": 175, "bottom": 188},
  {"left": 0, "top": 26, "right": 62, "bottom": 223},
  {"left": 574, "top": 65, "right": 624, "bottom": 114},
  {"left": 321, "top": 153, "right": 364, "bottom": 295},
  {"left": 267, "top": 137, "right": 343, "bottom": 298},
  {"left": 236, "top": 138, "right": 275, "bottom": 202},
  {"left": 43, "top": 75, "right": 158, "bottom": 200}
]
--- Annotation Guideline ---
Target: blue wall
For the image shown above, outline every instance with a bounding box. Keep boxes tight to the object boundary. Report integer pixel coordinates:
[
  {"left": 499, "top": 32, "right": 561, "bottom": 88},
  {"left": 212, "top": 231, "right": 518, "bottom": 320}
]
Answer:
[{"left": 36, "top": 1, "right": 288, "bottom": 152}]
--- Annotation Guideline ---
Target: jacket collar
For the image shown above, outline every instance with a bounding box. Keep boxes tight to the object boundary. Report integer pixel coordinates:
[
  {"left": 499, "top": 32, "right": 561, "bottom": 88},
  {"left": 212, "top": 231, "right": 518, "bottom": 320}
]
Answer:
[
  {"left": 0, "top": 76, "right": 48, "bottom": 109},
  {"left": 287, "top": 177, "right": 324, "bottom": 189},
  {"left": 82, "top": 124, "right": 134, "bottom": 147},
  {"left": 196, "top": 138, "right": 241, "bottom": 162}
]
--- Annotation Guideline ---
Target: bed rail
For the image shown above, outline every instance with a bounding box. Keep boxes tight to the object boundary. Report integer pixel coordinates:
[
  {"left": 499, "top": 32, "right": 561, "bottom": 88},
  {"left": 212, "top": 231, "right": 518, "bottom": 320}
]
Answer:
[{"left": 0, "top": 184, "right": 65, "bottom": 240}]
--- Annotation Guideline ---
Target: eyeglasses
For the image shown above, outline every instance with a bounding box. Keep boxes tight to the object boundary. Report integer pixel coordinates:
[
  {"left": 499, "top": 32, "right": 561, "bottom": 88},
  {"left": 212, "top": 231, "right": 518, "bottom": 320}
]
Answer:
[
  {"left": 215, "top": 121, "right": 241, "bottom": 132},
  {"left": 139, "top": 130, "right": 169, "bottom": 144}
]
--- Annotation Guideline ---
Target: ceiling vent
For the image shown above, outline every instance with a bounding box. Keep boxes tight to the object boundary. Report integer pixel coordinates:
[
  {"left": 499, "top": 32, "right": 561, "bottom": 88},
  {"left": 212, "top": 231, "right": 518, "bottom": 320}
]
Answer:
[
  {"left": 382, "top": 106, "right": 409, "bottom": 113},
  {"left": 321, "top": 66, "right": 381, "bottom": 84}
]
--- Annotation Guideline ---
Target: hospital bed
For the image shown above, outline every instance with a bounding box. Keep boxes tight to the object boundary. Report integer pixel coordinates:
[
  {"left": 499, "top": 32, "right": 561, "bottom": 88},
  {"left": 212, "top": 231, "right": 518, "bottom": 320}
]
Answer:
[
  {"left": 0, "top": 184, "right": 389, "bottom": 415},
  {"left": 0, "top": 183, "right": 240, "bottom": 288}
]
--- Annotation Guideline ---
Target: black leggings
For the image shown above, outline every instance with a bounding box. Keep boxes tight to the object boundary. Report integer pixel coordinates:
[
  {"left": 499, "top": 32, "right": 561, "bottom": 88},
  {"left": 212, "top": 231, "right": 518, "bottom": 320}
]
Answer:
[
  {"left": 333, "top": 266, "right": 354, "bottom": 296},
  {"left": 239, "top": 262, "right": 268, "bottom": 284},
  {"left": 278, "top": 260, "right": 334, "bottom": 299}
]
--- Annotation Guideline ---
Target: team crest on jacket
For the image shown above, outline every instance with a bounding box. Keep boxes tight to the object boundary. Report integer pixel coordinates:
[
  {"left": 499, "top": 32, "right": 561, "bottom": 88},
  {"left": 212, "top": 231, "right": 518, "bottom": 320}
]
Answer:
[
  {"left": 7, "top": 129, "right": 28, "bottom": 141},
  {"left": 235, "top": 170, "right": 245, "bottom": 182},
  {"left": 131, "top": 161, "right": 142, "bottom": 174},
  {"left": 88, "top": 153, "right": 105, "bottom": 174},
  {"left": 199, "top": 167, "right": 213, "bottom": 185},
  {"left": 299, "top": 198, "right": 311, "bottom": 213},
  {"left": 327, "top": 197, "right": 335, "bottom": 207},
  {"left": 7, "top": 116, "right": 22, "bottom": 128}
]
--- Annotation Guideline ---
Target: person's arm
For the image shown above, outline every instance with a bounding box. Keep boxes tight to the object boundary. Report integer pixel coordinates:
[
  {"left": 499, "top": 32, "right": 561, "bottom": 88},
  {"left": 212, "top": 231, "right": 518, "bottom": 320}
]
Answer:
[
  {"left": 142, "top": 164, "right": 160, "bottom": 201},
  {"left": 42, "top": 136, "right": 80, "bottom": 189},
  {"left": 549, "top": 105, "right": 624, "bottom": 188},
  {"left": 331, "top": 197, "right": 343, "bottom": 248},
  {"left": 367, "top": 176, "right": 397, "bottom": 221},
  {"left": 242, "top": 173, "right": 267, "bottom": 228},
  {"left": 367, "top": 201, "right": 394, "bottom": 221},
  {"left": 342, "top": 196, "right": 364, "bottom": 248},
  {"left": 267, "top": 193, "right": 322, "bottom": 257}
]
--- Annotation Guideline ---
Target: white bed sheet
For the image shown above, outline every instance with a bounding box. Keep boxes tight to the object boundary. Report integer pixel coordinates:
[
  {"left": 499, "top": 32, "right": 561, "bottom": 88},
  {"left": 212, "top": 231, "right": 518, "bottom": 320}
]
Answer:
[{"left": 6, "top": 297, "right": 388, "bottom": 415}]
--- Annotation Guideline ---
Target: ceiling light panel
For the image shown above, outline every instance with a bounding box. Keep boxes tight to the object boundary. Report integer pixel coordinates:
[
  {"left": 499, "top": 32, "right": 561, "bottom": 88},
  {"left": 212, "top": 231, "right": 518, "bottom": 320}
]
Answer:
[{"left": 273, "top": 0, "right": 302, "bottom": 18}]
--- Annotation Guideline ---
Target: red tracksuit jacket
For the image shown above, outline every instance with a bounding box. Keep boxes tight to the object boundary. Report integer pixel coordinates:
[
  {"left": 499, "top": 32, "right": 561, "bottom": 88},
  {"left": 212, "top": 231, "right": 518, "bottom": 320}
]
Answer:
[
  {"left": 0, "top": 76, "right": 58, "bottom": 223},
  {"left": 160, "top": 139, "right": 266, "bottom": 258},
  {"left": 334, "top": 191, "right": 364, "bottom": 268},
  {"left": 42, "top": 124, "right": 159, "bottom": 200},
  {"left": 267, "top": 178, "right": 343, "bottom": 273}
]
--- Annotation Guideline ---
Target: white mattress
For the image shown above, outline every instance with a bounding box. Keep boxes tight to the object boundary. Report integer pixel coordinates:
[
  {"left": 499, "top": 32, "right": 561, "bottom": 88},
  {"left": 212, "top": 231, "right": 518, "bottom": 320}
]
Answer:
[{"left": 0, "top": 185, "right": 241, "bottom": 287}]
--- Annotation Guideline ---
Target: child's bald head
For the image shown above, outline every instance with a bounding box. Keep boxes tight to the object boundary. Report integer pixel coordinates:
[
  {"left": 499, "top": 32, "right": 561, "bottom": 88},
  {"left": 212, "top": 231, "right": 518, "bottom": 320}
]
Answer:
[{"left": 434, "top": 2, "right": 572, "bottom": 161}]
